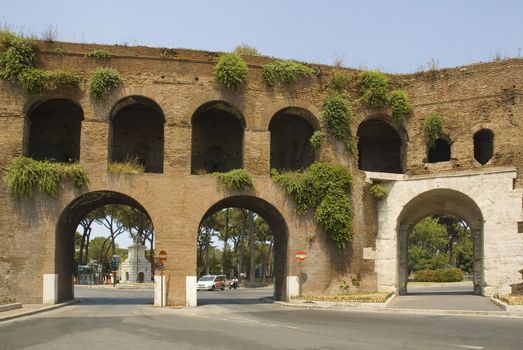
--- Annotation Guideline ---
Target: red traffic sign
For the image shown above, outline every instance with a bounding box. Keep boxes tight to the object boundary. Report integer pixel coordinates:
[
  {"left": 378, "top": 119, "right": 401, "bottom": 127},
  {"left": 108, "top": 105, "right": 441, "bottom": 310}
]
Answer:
[
  {"left": 295, "top": 250, "right": 307, "bottom": 263},
  {"left": 158, "top": 250, "right": 168, "bottom": 263}
]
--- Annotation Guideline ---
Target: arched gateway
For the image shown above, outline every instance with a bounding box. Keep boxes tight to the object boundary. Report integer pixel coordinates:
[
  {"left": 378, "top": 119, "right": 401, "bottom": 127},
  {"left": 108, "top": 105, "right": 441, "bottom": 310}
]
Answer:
[{"left": 372, "top": 169, "right": 523, "bottom": 297}]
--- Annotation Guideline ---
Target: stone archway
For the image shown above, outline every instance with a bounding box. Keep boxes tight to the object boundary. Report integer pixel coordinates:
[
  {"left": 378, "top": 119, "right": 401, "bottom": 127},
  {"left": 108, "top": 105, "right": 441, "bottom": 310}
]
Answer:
[
  {"left": 396, "top": 189, "right": 483, "bottom": 295},
  {"left": 196, "top": 195, "right": 289, "bottom": 303},
  {"left": 54, "top": 191, "right": 153, "bottom": 303},
  {"left": 372, "top": 169, "right": 522, "bottom": 297}
]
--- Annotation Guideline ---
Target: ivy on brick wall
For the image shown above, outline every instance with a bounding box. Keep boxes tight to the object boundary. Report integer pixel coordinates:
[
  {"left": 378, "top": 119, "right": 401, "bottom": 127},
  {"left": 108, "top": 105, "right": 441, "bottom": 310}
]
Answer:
[
  {"left": 4, "top": 156, "right": 88, "bottom": 198},
  {"left": 261, "top": 60, "right": 314, "bottom": 87},
  {"left": 272, "top": 162, "right": 353, "bottom": 250},
  {"left": 214, "top": 52, "right": 248, "bottom": 90},
  {"left": 358, "top": 70, "right": 414, "bottom": 124},
  {"left": 214, "top": 169, "right": 253, "bottom": 190},
  {"left": 423, "top": 113, "right": 444, "bottom": 147},
  {"left": 0, "top": 31, "right": 81, "bottom": 92},
  {"left": 88, "top": 67, "right": 122, "bottom": 100}
]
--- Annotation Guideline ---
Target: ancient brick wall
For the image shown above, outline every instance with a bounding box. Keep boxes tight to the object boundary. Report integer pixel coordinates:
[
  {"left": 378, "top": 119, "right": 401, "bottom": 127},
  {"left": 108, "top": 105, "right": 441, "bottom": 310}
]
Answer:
[{"left": 0, "top": 40, "right": 521, "bottom": 304}]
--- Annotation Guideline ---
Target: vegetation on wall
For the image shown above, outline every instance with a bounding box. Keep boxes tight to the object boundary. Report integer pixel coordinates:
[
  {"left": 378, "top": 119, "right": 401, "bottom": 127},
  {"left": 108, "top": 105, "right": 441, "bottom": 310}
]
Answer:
[
  {"left": 214, "top": 169, "right": 253, "bottom": 190},
  {"left": 370, "top": 183, "right": 388, "bottom": 200},
  {"left": 233, "top": 43, "right": 260, "bottom": 56},
  {"left": 389, "top": 89, "right": 413, "bottom": 124},
  {"left": 4, "top": 156, "right": 88, "bottom": 198},
  {"left": 88, "top": 67, "right": 122, "bottom": 100},
  {"left": 214, "top": 52, "right": 248, "bottom": 90},
  {"left": 309, "top": 131, "right": 325, "bottom": 151},
  {"left": 0, "top": 31, "right": 81, "bottom": 92},
  {"left": 358, "top": 71, "right": 389, "bottom": 107},
  {"left": 322, "top": 93, "right": 352, "bottom": 140},
  {"left": 107, "top": 159, "right": 145, "bottom": 174},
  {"left": 423, "top": 113, "right": 444, "bottom": 147},
  {"left": 261, "top": 60, "right": 314, "bottom": 87},
  {"left": 357, "top": 71, "right": 414, "bottom": 125},
  {"left": 86, "top": 49, "right": 113, "bottom": 59},
  {"left": 271, "top": 162, "right": 353, "bottom": 249},
  {"left": 327, "top": 70, "right": 351, "bottom": 92}
]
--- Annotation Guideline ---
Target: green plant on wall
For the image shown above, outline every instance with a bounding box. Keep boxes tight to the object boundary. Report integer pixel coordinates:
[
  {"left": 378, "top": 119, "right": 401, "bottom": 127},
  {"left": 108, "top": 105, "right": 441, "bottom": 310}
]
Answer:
[
  {"left": 4, "top": 156, "right": 88, "bottom": 198},
  {"left": 309, "top": 131, "right": 325, "bottom": 151},
  {"left": 328, "top": 70, "right": 351, "bottom": 92},
  {"left": 214, "top": 52, "right": 248, "bottom": 90},
  {"left": 86, "top": 49, "right": 113, "bottom": 59},
  {"left": 423, "top": 113, "right": 444, "bottom": 147},
  {"left": 322, "top": 93, "right": 352, "bottom": 140},
  {"left": 358, "top": 71, "right": 389, "bottom": 107},
  {"left": 261, "top": 60, "right": 314, "bottom": 87},
  {"left": 0, "top": 31, "right": 81, "bottom": 92},
  {"left": 272, "top": 162, "right": 353, "bottom": 250},
  {"left": 89, "top": 67, "right": 122, "bottom": 100},
  {"left": 370, "top": 183, "right": 388, "bottom": 200},
  {"left": 389, "top": 90, "right": 413, "bottom": 124},
  {"left": 214, "top": 169, "right": 253, "bottom": 190}
]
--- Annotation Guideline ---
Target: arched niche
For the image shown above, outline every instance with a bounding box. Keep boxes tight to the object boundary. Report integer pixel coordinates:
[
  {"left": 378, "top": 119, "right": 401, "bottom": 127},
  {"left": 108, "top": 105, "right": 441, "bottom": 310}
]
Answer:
[
  {"left": 109, "top": 96, "right": 165, "bottom": 173},
  {"left": 27, "top": 99, "right": 83, "bottom": 162},
  {"left": 191, "top": 101, "right": 245, "bottom": 174}
]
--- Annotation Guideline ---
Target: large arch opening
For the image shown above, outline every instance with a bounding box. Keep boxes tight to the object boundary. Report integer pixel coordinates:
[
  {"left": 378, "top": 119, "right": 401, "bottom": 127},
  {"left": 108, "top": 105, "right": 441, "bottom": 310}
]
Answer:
[
  {"left": 269, "top": 107, "right": 317, "bottom": 171},
  {"left": 397, "top": 189, "right": 483, "bottom": 296},
  {"left": 196, "top": 195, "right": 288, "bottom": 305},
  {"left": 56, "top": 191, "right": 155, "bottom": 304},
  {"left": 191, "top": 101, "right": 245, "bottom": 174},
  {"left": 357, "top": 119, "right": 403, "bottom": 173},
  {"left": 109, "top": 96, "right": 165, "bottom": 173},
  {"left": 27, "top": 99, "right": 83, "bottom": 162}
]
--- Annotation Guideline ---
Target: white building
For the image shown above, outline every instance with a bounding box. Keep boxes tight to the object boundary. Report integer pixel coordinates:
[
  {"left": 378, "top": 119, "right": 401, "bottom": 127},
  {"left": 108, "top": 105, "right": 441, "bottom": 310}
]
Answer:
[{"left": 118, "top": 243, "right": 152, "bottom": 283}]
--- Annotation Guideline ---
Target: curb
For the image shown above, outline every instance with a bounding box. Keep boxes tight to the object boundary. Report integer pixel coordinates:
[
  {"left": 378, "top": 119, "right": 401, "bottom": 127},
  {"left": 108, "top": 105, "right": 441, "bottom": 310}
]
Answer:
[
  {"left": 0, "top": 303, "right": 22, "bottom": 312},
  {"left": 273, "top": 300, "right": 523, "bottom": 318},
  {"left": 0, "top": 299, "right": 79, "bottom": 323}
]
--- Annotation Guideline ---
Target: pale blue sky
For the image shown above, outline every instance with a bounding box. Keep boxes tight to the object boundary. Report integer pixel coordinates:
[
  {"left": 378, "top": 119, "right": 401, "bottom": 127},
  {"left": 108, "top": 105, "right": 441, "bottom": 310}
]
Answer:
[{"left": 1, "top": 0, "right": 522, "bottom": 72}]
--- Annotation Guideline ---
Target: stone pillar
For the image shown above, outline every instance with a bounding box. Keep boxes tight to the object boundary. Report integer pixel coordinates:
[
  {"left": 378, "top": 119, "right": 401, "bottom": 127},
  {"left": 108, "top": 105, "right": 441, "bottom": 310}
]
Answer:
[
  {"left": 43, "top": 274, "right": 58, "bottom": 304},
  {"left": 398, "top": 225, "right": 409, "bottom": 295}
]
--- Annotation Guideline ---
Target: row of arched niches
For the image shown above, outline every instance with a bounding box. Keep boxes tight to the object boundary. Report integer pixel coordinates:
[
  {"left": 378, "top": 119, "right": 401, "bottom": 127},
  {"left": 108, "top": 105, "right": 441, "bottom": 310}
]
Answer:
[{"left": 26, "top": 97, "right": 494, "bottom": 174}]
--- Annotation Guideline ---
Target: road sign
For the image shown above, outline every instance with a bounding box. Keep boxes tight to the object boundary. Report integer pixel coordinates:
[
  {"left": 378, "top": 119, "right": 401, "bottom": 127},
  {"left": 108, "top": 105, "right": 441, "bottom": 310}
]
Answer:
[
  {"left": 158, "top": 250, "right": 168, "bottom": 264},
  {"left": 295, "top": 250, "right": 307, "bottom": 263}
]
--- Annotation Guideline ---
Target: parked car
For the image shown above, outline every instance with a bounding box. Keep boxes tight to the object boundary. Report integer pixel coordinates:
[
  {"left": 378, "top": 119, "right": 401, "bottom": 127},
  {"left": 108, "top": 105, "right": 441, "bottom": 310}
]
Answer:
[{"left": 196, "top": 275, "right": 226, "bottom": 291}]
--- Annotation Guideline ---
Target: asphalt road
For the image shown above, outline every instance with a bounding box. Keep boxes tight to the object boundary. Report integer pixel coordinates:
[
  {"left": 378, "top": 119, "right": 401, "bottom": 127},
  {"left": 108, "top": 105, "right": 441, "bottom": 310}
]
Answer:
[{"left": 1, "top": 286, "right": 522, "bottom": 350}]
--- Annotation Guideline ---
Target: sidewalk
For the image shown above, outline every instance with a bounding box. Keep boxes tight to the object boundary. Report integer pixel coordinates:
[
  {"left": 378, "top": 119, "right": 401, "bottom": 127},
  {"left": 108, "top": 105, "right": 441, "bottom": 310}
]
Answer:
[{"left": 0, "top": 300, "right": 78, "bottom": 323}]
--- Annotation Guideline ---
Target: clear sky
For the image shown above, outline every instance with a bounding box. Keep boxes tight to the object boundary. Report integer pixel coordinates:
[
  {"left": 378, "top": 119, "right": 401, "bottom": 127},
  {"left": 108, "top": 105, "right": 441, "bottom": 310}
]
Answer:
[{"left": 1, "top": 0, "right": 522, "bottom": 73}]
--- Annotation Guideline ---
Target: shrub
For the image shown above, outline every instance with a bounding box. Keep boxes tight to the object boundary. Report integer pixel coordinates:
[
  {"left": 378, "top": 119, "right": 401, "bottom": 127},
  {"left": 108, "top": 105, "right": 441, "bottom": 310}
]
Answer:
[
  {"left": 322, "top": 93, "right": 351, "bottom": 140},
  {"left": 214, "top": 169, "right": 253, "bottom": 190},
  {"left": 0, "top": 31, "right": 80, "bottom": 92},
  {"left": 86, "top": 49, "right": 113, "bottom": 59},
  {"left": 89, "top": 67, "right": 122, "bottom": 100},
  {"left": 423, "top": 113, "right": 444, "bottom": 147},
  {"left": 261, "top": 60, "right": 314, "bottom": 86},
  {"left": 214, "top": 53, "right": 248, "bottom": 90},
  {"left": 309, "top": 131, "right": 324, "bottom": 151},
  {"left": 358, "top": 71, "right": 389, "bottom": 107},
  {"left": 233, "top": 43, "right": 260, "bottom": 56},
  {"left": 328, "top": 70, "right": 351, "bottom": 92},
  {"left": 413, "top": 268, "right": 463, "bottom": 282},
  {"left": 370, "top": 183, "right": 388, "bottom": 200},
  {"left": 389, "top": 89, "right": 413, "bottom": 124},
  {"left": 108, "top": 159, "right": 145, "bottom": 174},
  {"left": 0, "top": 33, "right": 35, "bottom": 82},
  {"left": 272, "top": 162, "right": 353, "bottom": 250},
  {"left": 4, "top": 156, "right": 88, "bottom": 198}
]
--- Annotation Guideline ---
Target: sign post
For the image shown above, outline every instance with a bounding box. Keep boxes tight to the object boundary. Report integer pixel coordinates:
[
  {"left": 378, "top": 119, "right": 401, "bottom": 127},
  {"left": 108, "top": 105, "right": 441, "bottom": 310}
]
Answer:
[
  {"left": 295, "top": 250, "right": 307, "bottom": 297},
  {"left": 157, "top": 250, "right": 168, "bottom": 307}
]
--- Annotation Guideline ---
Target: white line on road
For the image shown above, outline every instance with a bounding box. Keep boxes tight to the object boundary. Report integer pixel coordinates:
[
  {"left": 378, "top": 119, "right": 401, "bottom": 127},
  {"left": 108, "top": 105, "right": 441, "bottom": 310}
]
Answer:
[{"left": 449, "top": 345, "right": 484, "bottom": 349}]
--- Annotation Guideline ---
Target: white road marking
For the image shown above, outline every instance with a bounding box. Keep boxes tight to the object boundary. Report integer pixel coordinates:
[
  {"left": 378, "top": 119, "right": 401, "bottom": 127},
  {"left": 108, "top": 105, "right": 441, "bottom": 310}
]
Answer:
[{"left": 449, "top": 345, "right": 484, "bottom": 349}]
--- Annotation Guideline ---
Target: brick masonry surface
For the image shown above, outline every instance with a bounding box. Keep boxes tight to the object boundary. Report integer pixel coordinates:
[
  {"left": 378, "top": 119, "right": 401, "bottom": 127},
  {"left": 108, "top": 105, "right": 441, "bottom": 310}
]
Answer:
[{"left": 0, "top": 40, "right": 522, "bottom": 304}]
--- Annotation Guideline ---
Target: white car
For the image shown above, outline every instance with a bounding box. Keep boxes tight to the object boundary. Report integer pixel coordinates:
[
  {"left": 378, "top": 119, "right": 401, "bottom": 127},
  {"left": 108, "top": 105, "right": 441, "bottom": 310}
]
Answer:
[{"left": 196, "top": 275, "right": 226, "bottom": 291}]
